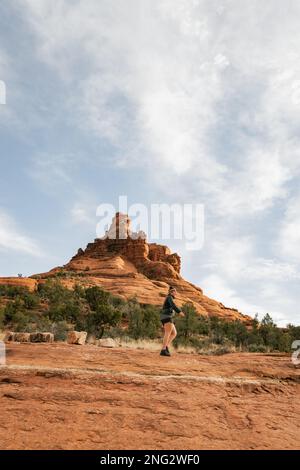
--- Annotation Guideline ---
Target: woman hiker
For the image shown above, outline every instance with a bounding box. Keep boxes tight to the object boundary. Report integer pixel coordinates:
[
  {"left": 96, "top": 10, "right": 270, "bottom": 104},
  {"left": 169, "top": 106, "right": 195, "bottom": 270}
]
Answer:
[{"left": 160, "top": 287, "right": 185, "bottom": 357}]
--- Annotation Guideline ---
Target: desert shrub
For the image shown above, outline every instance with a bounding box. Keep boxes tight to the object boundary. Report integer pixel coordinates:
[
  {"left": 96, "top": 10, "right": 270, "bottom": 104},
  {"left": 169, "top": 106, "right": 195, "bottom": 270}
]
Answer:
[
  {"left": 141, "top": 305, "right": 161, "bottom": 338},
  {"left": 4, "top": 299, "right": 24, "bottom": 323},
  {"left": 73, "top": 284, "right": 86, "bottom": 299},
  {"left": 48, "top": 300, "right": 81, "bottom": 323},
  {"left": 22, "top": 292, "right": 40, "bottom": 309},
  {"left": 221, "top": 320, "right": 249, "bottom": 347},
  {"left": 0, "top": 307, "right": 4, "bottom": 328},
  {"left": 85, "top": 286, "right": 110, "bottom": 310},
  {"left": 110, "top": 294, "right": 127, "bottom": 309},
  {"left": 175, "top": 303, "right": 199, "bottom": 340},
  {"left": 104, "top": 325, "right": 126, "bottom": 339},
  {"left": 31, "top": 316, "right": 53, "bottom": 333},
  {"left": 87, "top": 304, "right": 121, "bottom": 338},
  {"left": 248, "top": 343, "right": 269, "bottom": 353},
  {"left": 208, "top": 317, "right": 227, "bottom": 345},
  {"left": 286, "top": 324, "right": 300, "bottom": 343},
  {"left": 259, "top": 313, "right": 277, "bottom": 347},
  {"left": 128, "top": 303, "right": 160, "bottom": 340},
  {"left": 0, "top": 279, "right": 297, "bottom": 352},
  {"left": 174, "top": 335, "right": 203, "bottom": 350},
  {"left": 38, "top": 279, "right": 79, "bottom": 302},
  {"left": 128, "top": 305, "right": 147, "bottom": 340},
  {"left": 211, "top": 345, "right": 235, "bottom": 355},
  {"left": 197, "top": 316, "right": 210, "bottom": 335},
  {"left": 0, "top": 285, "right": 29, "bottom": 299},
  {"left": 39, "top": 280, "right": 87, "bottom": 324},
  {"left": 51, "top": 321, "right": 70, "bottom": 341},
  {"left": 85, "top": 287, "right": 122, "bottom": 338}
]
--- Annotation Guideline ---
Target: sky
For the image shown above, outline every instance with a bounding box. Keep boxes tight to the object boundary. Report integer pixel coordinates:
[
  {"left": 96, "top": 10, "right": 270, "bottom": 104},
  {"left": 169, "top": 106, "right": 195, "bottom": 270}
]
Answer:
[{"left": 0, "top": 0, "right": 299, "bottom": 326}]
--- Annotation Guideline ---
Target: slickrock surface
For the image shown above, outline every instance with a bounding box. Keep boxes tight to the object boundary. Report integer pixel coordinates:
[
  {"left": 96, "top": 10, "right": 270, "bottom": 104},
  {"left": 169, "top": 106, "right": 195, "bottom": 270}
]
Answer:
[{"left": 0, "top": 343, "right": 299, "bottom": 450}]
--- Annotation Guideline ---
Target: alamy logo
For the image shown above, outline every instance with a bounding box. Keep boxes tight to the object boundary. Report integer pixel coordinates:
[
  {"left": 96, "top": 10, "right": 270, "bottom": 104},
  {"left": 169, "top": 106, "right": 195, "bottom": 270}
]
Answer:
[
  {"left": 0, "top": 341, "right": 6, "bottom": 366},
  {"left": 292, "top": 340, "right": 300, "bottom": 365},
  {"left": 96, "top": 196, "right": 205, "bottom": 251},
  {"left": 0, "top": 80, "right": 6, "bottom": 105}
]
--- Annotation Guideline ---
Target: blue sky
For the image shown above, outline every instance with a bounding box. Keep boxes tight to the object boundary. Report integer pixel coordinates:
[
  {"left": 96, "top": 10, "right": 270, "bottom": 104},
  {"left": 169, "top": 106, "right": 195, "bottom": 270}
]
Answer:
[{"left": 0, "top": 0, "right": 300, "bottom": 326}]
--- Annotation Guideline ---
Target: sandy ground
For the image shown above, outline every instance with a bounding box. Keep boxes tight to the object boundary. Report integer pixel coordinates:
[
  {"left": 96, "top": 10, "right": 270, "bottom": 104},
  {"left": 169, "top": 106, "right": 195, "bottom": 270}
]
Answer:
[{"left": 0, "top": 342, "right": 299, "bottom": 450}]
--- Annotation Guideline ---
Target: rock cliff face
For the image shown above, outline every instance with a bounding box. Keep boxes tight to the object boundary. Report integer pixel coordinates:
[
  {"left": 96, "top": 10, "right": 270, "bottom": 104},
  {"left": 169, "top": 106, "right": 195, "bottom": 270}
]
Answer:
[
  {"left": 73, "top": 213, "right": 182, "bottom": 281},
  {"left": 0, "top": 213, "right": 252, "bottom": 323}
]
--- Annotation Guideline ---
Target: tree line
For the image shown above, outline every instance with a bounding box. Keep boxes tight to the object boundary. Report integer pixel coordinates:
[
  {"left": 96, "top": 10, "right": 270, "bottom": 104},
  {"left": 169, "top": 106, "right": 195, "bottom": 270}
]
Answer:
[{"left": 0, "top": 282, "right": 299, "bottom": 353}]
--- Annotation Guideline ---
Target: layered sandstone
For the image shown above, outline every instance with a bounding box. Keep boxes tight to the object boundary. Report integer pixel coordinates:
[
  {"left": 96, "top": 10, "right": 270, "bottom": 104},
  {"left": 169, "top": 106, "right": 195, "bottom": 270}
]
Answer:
[
  {"left": 0, "top": 343, "right": 299, "bottom": 450},
  {"left": 0, "top": 213, "right": 252, "bottom": 323}
]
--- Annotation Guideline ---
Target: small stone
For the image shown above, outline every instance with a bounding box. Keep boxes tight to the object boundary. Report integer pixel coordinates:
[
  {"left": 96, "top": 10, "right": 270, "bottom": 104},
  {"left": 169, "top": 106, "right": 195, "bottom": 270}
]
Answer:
[
  {"left": 30, "top": 332, "right": 54, "bottom": 343},
  {"left": 12, "top": 333, "right": 31, "bottom": 343},
  {"left": 4, "top": 332, "right": 14, "bottom": 342},
  {"left": 67, "top": 331, "right": 87, "bottom": 345},
  {"left": 98, "top": 338, "right": 118, "bottom": 348}
]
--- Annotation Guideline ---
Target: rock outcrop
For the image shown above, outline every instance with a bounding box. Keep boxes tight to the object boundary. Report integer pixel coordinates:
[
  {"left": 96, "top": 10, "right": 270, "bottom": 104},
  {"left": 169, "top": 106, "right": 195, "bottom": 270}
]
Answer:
[
  {"left": 5, "top": 332, "right": 54, "bottom": 343},
  {"left": 30, "top": 333, "right": 54, "bottom": 343},
  {"left": 67, "top": 331, "right": 87, "bottom": 345},
  {"left": 0, "top": 278, "right": 37, "bottom": 292},
  {"left": 7, "top": 333, "right": 31, "bottom": 343},
  {"left": 0, "top": 213, "right": 252, "bottom": 323},
  {"left": 98, "top": 338, "right": 118, "bottom": 348}
]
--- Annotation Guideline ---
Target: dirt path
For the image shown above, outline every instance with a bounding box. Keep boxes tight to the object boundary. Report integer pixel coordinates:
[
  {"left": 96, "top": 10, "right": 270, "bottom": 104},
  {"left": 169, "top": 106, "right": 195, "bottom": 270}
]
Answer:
[{"left": 0, "top": 343, "right": 299, "bottom": 450}]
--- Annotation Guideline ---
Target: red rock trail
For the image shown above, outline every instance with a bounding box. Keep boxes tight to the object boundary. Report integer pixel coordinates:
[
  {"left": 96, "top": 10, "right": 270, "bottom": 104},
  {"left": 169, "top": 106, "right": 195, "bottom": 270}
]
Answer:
[{"left": 0, "top": 343, "right": 299, "bottom": 450}]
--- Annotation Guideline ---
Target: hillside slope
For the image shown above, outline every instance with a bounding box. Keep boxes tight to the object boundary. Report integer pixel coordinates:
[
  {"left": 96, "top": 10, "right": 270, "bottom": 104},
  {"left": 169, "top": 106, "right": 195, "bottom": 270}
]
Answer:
[{"left": 0, "top": 213, "right": 252, "bottom": 323}]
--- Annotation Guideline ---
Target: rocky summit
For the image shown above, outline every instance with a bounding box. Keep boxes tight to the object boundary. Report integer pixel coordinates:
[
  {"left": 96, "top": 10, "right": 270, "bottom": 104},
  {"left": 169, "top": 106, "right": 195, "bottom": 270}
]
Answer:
[{"left": 0, "top": 213, "right": 252, "bottom": 323}]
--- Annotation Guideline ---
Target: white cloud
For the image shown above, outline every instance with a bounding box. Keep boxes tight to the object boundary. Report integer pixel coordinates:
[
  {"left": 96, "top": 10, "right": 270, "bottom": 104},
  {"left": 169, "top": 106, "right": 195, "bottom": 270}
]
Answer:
[
  {"left": 201, "top": 274, "right": 292, "bottom": 326},
  {"left": 202, "top": 231, "right": 300, "bottom": 283},
  {"left": 277, "top": 194, "right": 300, "bottom": 262},
  {"left": 0, "top": 209, "right": 43, "bottom": 257},
  {"left": 214, "top": 54, "right": 230, "bottom": 70},
  {"left": 29, "top": 153, "right": 78, "bottom": 190},
  {"left": 10, "top": 0, "right": 300, "bottom": 324},
  {"left": 71, "top": 202, "right": 96, "bottom": 226},
  {"left": 201, "top": 274, "right": 264, "bottom": 317},
  {"left": 244, "top": 259, "right": 300, "bottom": 282},
  {"left": 20, "top": 0, "right": 300, "bottom": 214}
]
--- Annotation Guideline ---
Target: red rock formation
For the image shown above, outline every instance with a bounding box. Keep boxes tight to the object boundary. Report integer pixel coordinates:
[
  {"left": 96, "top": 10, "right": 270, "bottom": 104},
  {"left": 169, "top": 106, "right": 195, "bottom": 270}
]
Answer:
[{"left": 0, "top": 214, "right": 252, "bottom": 323}]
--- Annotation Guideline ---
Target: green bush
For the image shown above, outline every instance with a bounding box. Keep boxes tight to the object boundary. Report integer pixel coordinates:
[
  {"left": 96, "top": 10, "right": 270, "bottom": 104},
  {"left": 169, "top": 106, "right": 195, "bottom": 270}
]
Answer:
[
  {"left": 52, "top": 321, "right": 70, "bottom": 341},
  {"left": 0, "top": 280, "right": 298, "bottom": 353},
  {"left": 48, "top": 300, "right": 82, "bottom": 323},
  {"left": 175, "top": 302, "right": 199, "bottom": 340},
  {"left": 85, "top": 287, "right": 122, "bottom": 338},
  {"left": 23, "top": 292, "right": 40, "bottom": 309},
  {"left": 248, "top": 343, "right": 269, "bottom": 353},
  {"left": 128, "top": 304, "right": 161, "bottom": 340},
  {"left": 87, "top": 304, "right": 122, "bottom": 338},
  {"left": 287, "top": 324, "right": 300, "bottom": 342},
  {"left": 0, "top": 285, "right": 29, "bottom": 299},
  {"left": 0, "top": 307, "right": 5, "bottom": 328},
  {"left": 4, "top": 299, "right": 24, "bottom": 323}
]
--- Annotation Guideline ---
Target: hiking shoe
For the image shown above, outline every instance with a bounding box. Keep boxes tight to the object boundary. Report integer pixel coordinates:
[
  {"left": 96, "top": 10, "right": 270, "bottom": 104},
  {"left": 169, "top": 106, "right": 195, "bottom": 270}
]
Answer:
[
  {"left": 166, "top": 346, "right": 170, "bottom": 353},
  {"left": 160, "top": 349, "right": 171, "bottom": 357}
]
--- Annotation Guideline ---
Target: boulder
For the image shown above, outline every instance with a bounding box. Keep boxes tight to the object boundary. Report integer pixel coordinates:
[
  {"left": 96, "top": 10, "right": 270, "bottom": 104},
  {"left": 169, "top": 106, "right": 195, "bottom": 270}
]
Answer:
[
  {"left": 67, "top": 331, "right": 87, "bottom": 345},
  {"left": 98, "top": 338, "right": 118, "bottom": 348},
  {"left": 12, "top": 333, "right": 31, "bottom": 343},
  {"left": 4, "top": 332, "right": 14, "bottom": 342},
  {"left": 30, "top": 332, "right": 54, "bottom": 343}
]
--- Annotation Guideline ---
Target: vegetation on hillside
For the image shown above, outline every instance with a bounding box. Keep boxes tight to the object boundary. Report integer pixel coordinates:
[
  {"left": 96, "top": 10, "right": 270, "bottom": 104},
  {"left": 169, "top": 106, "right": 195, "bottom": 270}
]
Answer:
[{"left": 0, "top": 282, "right": 299, "bottom": 353}]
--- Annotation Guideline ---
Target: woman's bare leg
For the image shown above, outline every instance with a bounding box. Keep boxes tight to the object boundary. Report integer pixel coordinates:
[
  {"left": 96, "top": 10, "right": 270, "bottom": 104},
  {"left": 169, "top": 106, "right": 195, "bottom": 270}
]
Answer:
[
  {"left": 167, "top": 324, "right": 177, "bottom": 348},
  {"left": 162, "top": 322, "right": 173, "bottom": 349}
]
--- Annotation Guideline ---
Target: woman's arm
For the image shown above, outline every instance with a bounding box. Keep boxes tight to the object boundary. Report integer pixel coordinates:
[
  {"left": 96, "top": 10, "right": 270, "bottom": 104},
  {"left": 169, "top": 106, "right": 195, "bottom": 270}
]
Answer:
[{"left": 169, "top": 296, "right": 181, "bottom": 314}]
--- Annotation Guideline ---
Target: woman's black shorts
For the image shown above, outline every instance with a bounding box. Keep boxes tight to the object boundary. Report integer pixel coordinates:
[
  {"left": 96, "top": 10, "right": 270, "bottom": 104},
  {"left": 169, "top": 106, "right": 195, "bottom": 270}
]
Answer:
[{"left": 161, "top": 318, "right": 173, "bottom": 325}]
